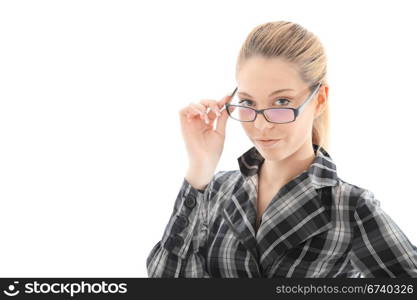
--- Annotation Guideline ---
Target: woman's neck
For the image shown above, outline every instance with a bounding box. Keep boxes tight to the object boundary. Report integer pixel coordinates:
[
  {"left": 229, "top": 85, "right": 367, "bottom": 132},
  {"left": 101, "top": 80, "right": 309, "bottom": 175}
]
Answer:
[{"left": 258, "top": 142, "right": 316, "bottom": 190}]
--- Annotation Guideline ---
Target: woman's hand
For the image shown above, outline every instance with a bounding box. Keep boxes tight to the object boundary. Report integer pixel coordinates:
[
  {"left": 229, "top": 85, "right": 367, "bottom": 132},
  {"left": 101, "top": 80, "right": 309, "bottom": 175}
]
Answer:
[{"left": 179, "top": 93, "right": 235, "bottom": 188}]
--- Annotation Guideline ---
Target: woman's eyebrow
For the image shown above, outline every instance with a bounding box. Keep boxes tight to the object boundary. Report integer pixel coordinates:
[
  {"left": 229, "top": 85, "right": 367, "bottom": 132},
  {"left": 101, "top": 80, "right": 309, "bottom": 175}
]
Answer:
[{"left": 237, "top": 88, "right": 294, "bottom": 98}]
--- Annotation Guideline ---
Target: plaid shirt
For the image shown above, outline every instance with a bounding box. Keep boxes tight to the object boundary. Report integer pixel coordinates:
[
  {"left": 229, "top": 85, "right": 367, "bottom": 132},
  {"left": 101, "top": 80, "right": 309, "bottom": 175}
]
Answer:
[{"left": 146, "top": 144, "right": 417, "bottom": 277}]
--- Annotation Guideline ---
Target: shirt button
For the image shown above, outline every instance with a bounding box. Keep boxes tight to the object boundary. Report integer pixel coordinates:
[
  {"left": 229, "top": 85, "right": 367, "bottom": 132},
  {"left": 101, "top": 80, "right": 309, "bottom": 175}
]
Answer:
[
  {"left": 185, "top": 195, "right": 196, "bottom": 209},
  {"left": 185, "top": 196, "right": 196, "bottom": 209},
  {"left": 164, "top": 234, "right": 184, "bottom": 251},
  {"left": 164, "top": 236, "right": 176, "bottom": 251},
  {"left": 173, "top": 234, "right": 184, "bottom": 247},
  {"left": 177, "top": 215, "right": 189, "bottom": 228},
  {"left": 171, "top": 215, "right": 189, "bottom": 233}
]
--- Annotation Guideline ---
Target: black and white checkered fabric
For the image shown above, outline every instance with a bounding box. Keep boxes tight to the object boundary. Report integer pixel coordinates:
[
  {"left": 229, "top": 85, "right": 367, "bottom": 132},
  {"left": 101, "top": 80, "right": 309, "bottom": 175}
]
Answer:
[{"left": 146, "top": 144, "right": 417, "bottom": 277}]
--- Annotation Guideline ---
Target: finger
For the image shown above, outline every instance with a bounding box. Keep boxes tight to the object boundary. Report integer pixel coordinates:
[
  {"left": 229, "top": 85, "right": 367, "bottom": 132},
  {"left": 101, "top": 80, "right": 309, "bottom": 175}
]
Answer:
[
  {"left": 190, "top": 103, "right": 210, "bottom": 124},
  {"left": 215, "top": 104, "right": 230, "bottom": 135},
  {"left": 189, "top": 107, "right": 209, "bottom": 124},
  {"left": 186, "top": 107, "right": 201, "bottom": 121},
  {"left": 190, "top": 102, "right": 207, "bottom": 114},
  {"left": 199, "top": 99, "right": 221, "bottom": 118},
  {"left": 192, "top": 102, "right": 214, "bottom": 123},
  {"left": 187, "top": 105, "right": 204, "bottom": 117},
  {"left": 182, "top": 105, "right": 200, "bottom": 121}
]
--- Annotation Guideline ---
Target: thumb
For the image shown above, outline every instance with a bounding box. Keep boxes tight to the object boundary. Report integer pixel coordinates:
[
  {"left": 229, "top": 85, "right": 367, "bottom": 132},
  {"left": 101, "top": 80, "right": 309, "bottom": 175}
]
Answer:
[{"left": 215, "top": 107, "right": 229, "bottom": 135}]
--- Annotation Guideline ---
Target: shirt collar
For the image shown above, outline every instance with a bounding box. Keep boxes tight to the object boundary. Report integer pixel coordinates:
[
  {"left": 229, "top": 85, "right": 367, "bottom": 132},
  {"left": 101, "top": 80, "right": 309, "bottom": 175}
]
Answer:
[{"left": 237, "top": 143, "right": 339, "bottom": 189}]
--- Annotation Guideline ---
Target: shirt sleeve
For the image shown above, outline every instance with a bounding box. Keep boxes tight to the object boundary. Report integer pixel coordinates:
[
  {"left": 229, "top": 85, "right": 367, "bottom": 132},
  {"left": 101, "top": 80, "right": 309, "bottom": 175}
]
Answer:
[
  {"left": 349, "top": 189, "right": 417, "bottom": 277},
  {"left": 146, "top": 174, "right": 220, "bottom": 277}
]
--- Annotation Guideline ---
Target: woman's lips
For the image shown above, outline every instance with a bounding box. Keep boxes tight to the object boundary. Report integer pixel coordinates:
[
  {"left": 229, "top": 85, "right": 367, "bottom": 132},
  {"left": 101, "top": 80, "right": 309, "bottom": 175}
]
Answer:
[{"left": 255, "top": 139, "right": 281, "bottom": 147}]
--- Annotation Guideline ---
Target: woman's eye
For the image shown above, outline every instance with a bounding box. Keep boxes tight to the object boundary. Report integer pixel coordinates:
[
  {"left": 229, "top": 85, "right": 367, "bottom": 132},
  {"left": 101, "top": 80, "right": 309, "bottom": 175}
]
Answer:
[
  {"left": 238, "top": 98, "right": 291, "bottom": 106},
  {"left": 276, "top": 98, "right": 290, "bottom": 106},
  {"left": 238, "top": 99, "right": 252, "bottom": 106}
]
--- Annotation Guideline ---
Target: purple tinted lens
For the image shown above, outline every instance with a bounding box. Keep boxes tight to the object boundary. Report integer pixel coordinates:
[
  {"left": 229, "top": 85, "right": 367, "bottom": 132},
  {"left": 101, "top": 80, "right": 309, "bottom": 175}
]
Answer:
[{"left": 265, "top": 109, "right": 294, "bottom": 123}]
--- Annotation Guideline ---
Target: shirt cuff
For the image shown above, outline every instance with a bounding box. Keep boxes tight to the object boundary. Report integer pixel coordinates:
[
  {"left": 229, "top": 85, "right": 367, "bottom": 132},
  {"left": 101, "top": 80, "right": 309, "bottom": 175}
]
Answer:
[{"left": 160, "top": 177, "right": 208, "bottom": 259}]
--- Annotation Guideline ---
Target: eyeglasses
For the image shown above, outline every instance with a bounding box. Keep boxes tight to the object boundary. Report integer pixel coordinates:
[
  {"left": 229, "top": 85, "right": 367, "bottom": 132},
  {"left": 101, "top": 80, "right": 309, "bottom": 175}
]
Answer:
[{"left": 225, "top": 82, "right": 322, "bottom": 124}]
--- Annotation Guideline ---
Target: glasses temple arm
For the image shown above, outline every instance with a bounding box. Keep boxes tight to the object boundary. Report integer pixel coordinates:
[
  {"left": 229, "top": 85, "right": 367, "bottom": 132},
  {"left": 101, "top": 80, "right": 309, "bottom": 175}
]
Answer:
[{"left": 297, "top": 82, "right": 322, "bottom": 115}]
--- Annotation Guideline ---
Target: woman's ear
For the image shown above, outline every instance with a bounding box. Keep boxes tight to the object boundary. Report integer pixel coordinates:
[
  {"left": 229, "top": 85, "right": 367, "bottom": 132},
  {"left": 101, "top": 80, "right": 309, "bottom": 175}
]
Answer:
[{"left": 314, "top": 85, "right": 328, "bottom": 119}]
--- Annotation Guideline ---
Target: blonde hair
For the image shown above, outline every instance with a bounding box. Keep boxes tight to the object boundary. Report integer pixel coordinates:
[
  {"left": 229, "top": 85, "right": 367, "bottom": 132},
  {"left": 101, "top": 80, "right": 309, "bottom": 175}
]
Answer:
[{"left": 235, "top": 21, "right": 330, "bottom": 153}]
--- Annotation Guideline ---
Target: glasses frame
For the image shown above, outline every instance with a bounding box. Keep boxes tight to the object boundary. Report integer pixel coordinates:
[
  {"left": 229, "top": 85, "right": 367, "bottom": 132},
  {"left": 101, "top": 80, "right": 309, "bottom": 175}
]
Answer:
[{"left": 225, "top": 82, "right": 322, "bottom": 124}]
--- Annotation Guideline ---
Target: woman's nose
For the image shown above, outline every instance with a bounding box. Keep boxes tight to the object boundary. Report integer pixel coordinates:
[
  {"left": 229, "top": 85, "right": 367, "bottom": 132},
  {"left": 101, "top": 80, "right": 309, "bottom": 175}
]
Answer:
[{"left": 253, "top": 112, "right": 273, "bottom": 130}]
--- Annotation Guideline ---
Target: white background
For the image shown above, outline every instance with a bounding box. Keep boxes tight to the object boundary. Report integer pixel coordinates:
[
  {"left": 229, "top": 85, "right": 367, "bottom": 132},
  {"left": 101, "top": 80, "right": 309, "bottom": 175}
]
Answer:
[{"left": 1, "top": 0, "right": 416, "bottom": 277}]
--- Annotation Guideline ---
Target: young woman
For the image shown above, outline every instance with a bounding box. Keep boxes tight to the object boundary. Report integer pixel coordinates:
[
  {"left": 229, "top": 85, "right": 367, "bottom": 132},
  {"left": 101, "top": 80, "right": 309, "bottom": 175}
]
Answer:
[{"left": 146, "top": 21, "right": 417, "bottom": 277}]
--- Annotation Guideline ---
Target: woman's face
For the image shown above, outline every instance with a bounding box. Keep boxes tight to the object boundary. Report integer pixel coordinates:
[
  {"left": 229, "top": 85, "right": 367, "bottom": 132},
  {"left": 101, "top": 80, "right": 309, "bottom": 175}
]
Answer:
[{"left": 235, "top": 56, "right": 325, "bottom": 161}]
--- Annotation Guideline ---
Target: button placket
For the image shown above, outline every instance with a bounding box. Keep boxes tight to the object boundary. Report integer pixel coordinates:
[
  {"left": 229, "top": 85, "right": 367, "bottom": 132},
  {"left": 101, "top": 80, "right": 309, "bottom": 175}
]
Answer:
[{"left": 162, "top": 178, "right": 207, "bottom": 258}]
